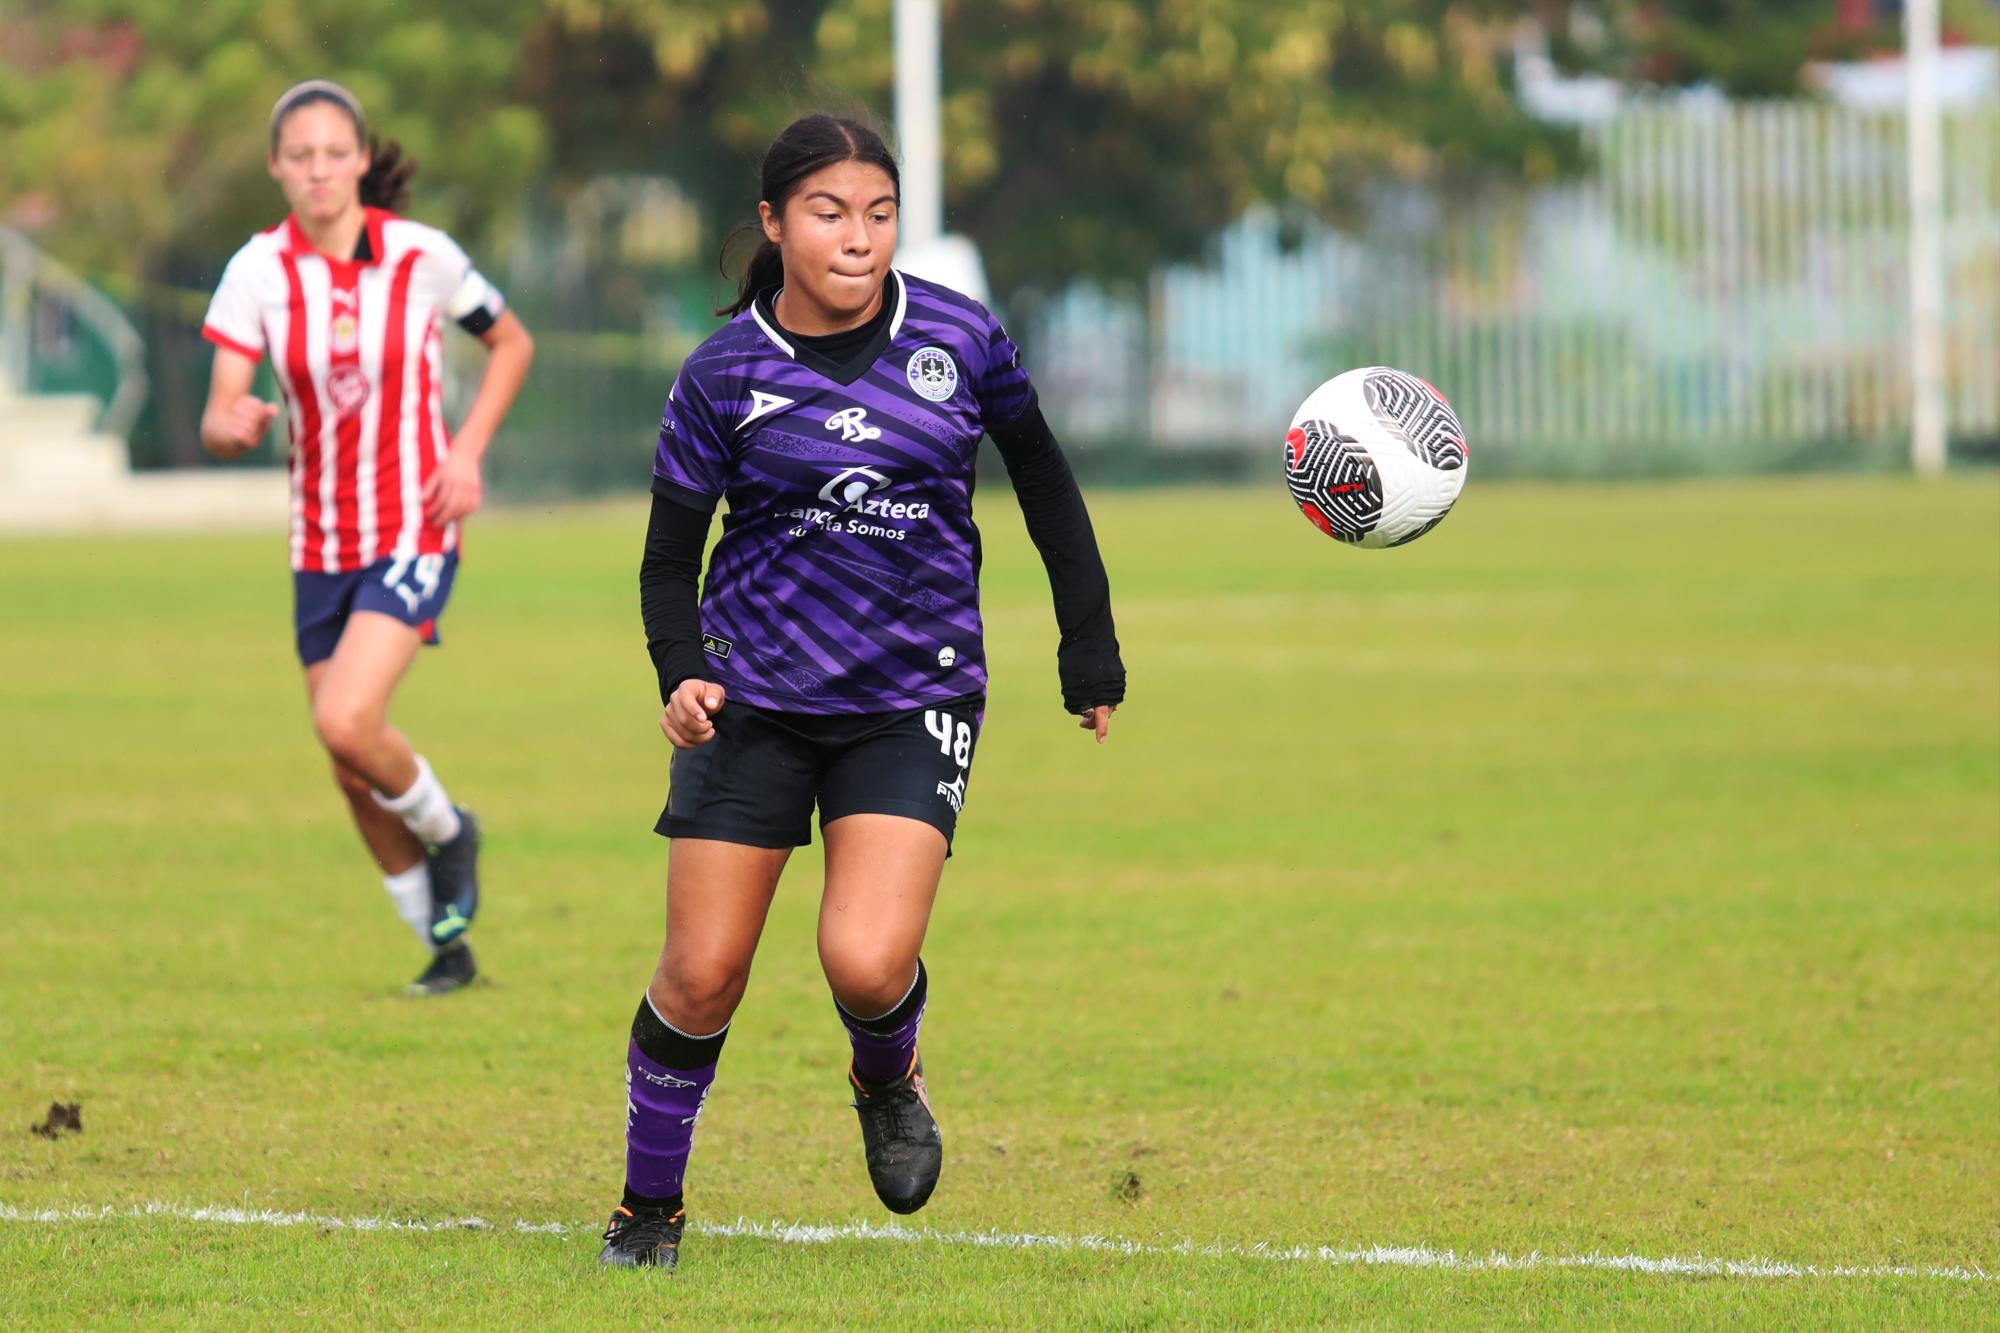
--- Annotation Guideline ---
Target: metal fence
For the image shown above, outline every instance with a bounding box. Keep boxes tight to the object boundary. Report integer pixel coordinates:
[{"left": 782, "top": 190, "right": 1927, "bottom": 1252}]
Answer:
[
  {"left": 1029, "top": 97, "right": 2000, "bottom": 474},
  {"left": 0, "top": 225, "right": 148, "bottom": 438}
]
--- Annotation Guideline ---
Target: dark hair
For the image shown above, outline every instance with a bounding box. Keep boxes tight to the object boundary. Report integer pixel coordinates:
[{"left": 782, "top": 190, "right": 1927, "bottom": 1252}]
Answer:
[
  {"left": 717, "top": 114, "right": 900, "bottom": 318},
  {"left": 358, "top": 136, "right": 416, "bottom": 213},
  {"left": 268, "top": 83, "right": 416, "bottom": 214}
]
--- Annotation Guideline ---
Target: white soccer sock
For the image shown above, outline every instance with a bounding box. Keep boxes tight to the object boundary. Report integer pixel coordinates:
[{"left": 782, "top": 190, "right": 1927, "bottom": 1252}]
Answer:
[
  {"left": 382, "top": 864, "right": 434, "bottom": 950},
  {"left": 372, "top": 755, "right": 463, "bottom": 847}
]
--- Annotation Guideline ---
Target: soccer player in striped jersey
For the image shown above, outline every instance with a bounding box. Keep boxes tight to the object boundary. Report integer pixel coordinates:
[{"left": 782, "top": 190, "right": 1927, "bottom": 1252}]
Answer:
[
  {"left": 600, "top": 114, "right": 1125, "bottom": 1270},
  {"left": 198, "top": 81, "right": 534, "bottom": 996}
]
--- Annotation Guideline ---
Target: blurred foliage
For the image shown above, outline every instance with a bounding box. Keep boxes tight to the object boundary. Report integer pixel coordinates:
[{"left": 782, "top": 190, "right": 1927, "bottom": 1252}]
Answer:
[
  {"left": 2, "top": 0, "right": 1574, "bottom": 303},
  {"left": 527, "top": 0, "right": 1578, "bottom": 300},
  {"left": 0, "top": 0, "right": 550, "bottom": 290},
  {"left": 19, "top": 0, "right": 1978, "bottom": 301},
  {"left": 1535, "top": 0, "right": 1982, "bottom": 97}
]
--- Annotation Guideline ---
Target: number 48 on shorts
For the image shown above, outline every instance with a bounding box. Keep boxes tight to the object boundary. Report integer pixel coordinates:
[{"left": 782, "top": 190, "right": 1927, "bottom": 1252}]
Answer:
[{"left": 924, "top": 709, "right": 973, "bottom": 812}]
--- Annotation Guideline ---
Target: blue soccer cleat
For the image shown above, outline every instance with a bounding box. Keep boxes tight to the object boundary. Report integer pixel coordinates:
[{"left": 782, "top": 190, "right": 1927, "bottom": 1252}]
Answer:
[{"left": 425, "top": 806, "right": 480, "bottom": 946}]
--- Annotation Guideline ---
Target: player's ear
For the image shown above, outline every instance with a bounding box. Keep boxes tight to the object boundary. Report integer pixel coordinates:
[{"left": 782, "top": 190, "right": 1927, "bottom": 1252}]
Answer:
[{"left": 758, "top": 200, "right": 782, "bottom": 246}]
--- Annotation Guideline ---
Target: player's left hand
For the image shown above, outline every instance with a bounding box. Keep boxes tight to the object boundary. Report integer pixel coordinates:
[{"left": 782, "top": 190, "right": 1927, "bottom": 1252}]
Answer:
[
  {"left": 424, "top": 449, "right": 484, "bottom": 524},
  {"left": 1078, "top": 704, "right": 1115, "bottom": 744}
]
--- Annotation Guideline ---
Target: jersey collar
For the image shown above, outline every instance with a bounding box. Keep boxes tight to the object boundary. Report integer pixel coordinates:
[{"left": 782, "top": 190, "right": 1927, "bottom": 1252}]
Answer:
[
  {"left": 280, "top": 207, "right": 389, "bottom": 266},
  {"left": 749, "top": 269, "right": 908, "bottom": 386}
]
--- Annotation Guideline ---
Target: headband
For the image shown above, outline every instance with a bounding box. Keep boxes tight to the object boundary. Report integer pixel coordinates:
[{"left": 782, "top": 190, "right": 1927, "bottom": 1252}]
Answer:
[{"left": 269, "top": 80, "right": 365, "bottom": 139}]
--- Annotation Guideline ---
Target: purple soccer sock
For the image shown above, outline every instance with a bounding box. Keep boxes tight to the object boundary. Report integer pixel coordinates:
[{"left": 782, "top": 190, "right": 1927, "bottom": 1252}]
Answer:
[
  {"left": 837, "top": 959, "right": 927, "bottom": 1085},
  {"left": 623, "top": 995, "right": 727, "bottom": 1206}
]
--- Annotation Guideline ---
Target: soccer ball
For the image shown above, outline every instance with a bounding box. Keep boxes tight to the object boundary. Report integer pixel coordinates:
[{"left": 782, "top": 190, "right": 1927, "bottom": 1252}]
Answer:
[{"left": 1283, "top": 367, "right": 1468, "bottom": 548}]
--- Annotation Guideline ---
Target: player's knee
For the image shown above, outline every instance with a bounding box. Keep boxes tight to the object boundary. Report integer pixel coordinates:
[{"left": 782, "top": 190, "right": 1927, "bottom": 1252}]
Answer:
[
  {"left": 311, "top": 697, "right": 379, "bottom": 767},
  {"left": 819, "top": 945, "right": 912, "bottom": 1017},
  {"left": 653, "top": 959, "right": 748, "bottom": 1032}
]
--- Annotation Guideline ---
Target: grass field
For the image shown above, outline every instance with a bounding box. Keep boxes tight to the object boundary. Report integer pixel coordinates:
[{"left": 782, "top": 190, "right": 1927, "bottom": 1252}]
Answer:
[{"left": 3, "top": 477, "right": 1997, "bottom": 1327}]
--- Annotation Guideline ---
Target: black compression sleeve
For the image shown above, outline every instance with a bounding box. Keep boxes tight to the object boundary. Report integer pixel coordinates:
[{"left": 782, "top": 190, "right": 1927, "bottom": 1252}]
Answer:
[
  {"left": 640, "top": 480, "right": 716, "bottom": 706},
  {"left": 988, "top": 396, "right": 1126, "bottom": 714}
]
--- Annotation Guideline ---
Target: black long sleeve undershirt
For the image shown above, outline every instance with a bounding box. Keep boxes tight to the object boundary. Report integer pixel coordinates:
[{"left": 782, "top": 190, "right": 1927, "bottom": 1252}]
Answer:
[
  {"left": 638, "top": 397, "right": 1125, "bottom": 715},
  {"left": 988, "top": 396, "right": 1126, "bottom": 714},
  {"left": 639, "top": 480, "right": 714, "bottom": 706}
]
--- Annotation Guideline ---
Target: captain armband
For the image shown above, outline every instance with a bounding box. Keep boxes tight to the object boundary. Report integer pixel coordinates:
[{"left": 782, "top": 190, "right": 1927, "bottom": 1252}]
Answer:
[{"left": 447, "top": 269, "right": 507, "bottom": 336}]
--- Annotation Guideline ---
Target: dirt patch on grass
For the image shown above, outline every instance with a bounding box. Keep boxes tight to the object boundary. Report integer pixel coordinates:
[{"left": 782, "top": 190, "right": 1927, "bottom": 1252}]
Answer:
[{"left": 30, "top": 1101, "right": 82, "bottom": 1139}]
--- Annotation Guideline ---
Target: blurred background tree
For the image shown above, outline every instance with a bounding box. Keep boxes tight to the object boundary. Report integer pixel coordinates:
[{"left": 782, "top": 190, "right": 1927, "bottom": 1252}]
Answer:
[
  {"left": 1534, "top": 0, "right": 1998, "bottom": 96},
  {"left": 524, "top": 0, "right": 1575, "bottom": 301},
  {"left": 7, "top": 0, "right": 1988, "bottom": 479},
  {"left": 0, "top": 0, "right": 550, "bottom": 293},
  {"left": 4, "top": 0, "right": 1573, "bottom": 302}
]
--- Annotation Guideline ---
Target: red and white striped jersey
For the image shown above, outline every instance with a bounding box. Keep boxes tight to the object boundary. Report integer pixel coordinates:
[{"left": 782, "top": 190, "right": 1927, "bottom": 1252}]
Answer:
[{"left": 202, "top": 208, "right": 506, "bottom": 572}]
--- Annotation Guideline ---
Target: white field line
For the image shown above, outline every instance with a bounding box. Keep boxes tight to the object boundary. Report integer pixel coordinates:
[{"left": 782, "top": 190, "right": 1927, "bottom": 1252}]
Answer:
[{"left": 0, "top": 1202, "right": 1990, "bottom": 1284}]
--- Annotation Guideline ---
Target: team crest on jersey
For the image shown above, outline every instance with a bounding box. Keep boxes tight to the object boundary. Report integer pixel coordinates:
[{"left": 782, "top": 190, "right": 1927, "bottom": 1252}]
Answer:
[
  {"left": 331, "top": 314, "right": 359, "bottom": 354},
  {"left": 326, "top": 364, "right": 371, "bottom": 420},
  {"left": 906, "top": 347, "right": 958, "bottom": 402}
]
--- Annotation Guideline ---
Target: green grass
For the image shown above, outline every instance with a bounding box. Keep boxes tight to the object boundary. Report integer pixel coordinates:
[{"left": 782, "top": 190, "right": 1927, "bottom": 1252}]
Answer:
[{"left": 3, "top": 477, "right": 1997, "bottom": 1327}]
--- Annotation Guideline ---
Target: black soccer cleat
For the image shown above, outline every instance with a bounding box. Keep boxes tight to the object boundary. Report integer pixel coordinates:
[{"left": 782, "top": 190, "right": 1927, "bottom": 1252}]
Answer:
[
  {"left": 426, "top": 807, "right": 480, "bottom": 947},
  {"left": 405, "top": 940, "right": 477, "bottom": 997},
  {"left": 850, "top": 1052, "right": 942, "bottom": 1215},
  {"left": 598, "top": 1204, "right": 685, "bottom": 1270}
]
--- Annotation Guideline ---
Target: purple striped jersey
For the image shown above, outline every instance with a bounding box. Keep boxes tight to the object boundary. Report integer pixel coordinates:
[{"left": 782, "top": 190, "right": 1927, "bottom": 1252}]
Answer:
[{"left": 653, "top": 270, "right": 1035, "bottom": 714}]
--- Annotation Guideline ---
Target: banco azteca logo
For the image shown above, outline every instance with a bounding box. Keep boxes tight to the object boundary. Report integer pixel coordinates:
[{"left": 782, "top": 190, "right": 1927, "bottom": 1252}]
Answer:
[
  {"left": 785, "top": 465, "right": 932, "bottom": 539},
  {"left": 818, "top": 466, "right": 890, "bottom": 509}
]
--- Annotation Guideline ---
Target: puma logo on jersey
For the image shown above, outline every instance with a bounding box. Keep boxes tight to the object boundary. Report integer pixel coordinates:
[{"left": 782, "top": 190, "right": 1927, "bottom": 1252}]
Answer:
[{"left": 824, "top": 406, "right": 881, "bottom": 442}]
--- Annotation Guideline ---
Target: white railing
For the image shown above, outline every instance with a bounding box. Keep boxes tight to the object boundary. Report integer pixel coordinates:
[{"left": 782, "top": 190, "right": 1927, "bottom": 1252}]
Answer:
[
  {"left": 0, "top": 225, "right": 149, "bottom": 441},
  {"left": 1029, "top": 97, "right": 2000, "bottom": 468}
]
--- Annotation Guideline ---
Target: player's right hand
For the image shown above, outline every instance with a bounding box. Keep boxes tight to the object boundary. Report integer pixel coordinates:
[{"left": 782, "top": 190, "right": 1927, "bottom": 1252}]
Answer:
[
  {"left": 661, "top": 679, "right": 725, "bottom": 749},
  {"left": 215, "top": 396, "right": 279, "bottom": 457},
  {"left": 1078, "top": 703, "right": 1116, "bottom": 744}
]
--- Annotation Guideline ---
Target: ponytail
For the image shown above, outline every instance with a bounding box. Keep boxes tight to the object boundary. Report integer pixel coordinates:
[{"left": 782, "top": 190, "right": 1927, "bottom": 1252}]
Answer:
[
  {"left": 716, "top": 230, "right": 786, "bottom": 318},
  {"left": 359, "top": 136, "right": 416, "bottom": 213}
]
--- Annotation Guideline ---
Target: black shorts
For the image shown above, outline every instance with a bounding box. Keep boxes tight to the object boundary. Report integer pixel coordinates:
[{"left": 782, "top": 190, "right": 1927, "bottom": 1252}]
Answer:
[{"left": 655, "top": 694, "right": 984, "bottom": 852}]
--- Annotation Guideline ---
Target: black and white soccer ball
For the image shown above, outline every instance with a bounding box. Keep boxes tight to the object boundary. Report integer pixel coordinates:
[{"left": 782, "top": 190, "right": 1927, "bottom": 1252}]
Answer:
[{"left": 1283, "top": 366, "right": 1468, "bottom": 548}]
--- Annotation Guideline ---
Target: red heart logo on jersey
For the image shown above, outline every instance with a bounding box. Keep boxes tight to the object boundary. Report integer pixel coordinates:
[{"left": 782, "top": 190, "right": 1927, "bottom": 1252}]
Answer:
[{"left": 327, "top": 364, "right": 371, "bottom": 420}]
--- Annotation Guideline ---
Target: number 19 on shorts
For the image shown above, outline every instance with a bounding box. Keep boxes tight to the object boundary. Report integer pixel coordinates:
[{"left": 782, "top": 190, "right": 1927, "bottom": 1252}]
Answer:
[{"left": 382, "top": 554, "right": 445, "bottom": 615}]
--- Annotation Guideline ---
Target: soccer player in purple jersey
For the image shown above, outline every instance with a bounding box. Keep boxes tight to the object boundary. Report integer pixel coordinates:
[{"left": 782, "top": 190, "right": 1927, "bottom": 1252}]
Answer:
[{"left": 599, "top": 115, "right": 1125, "bottom": 1270}]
